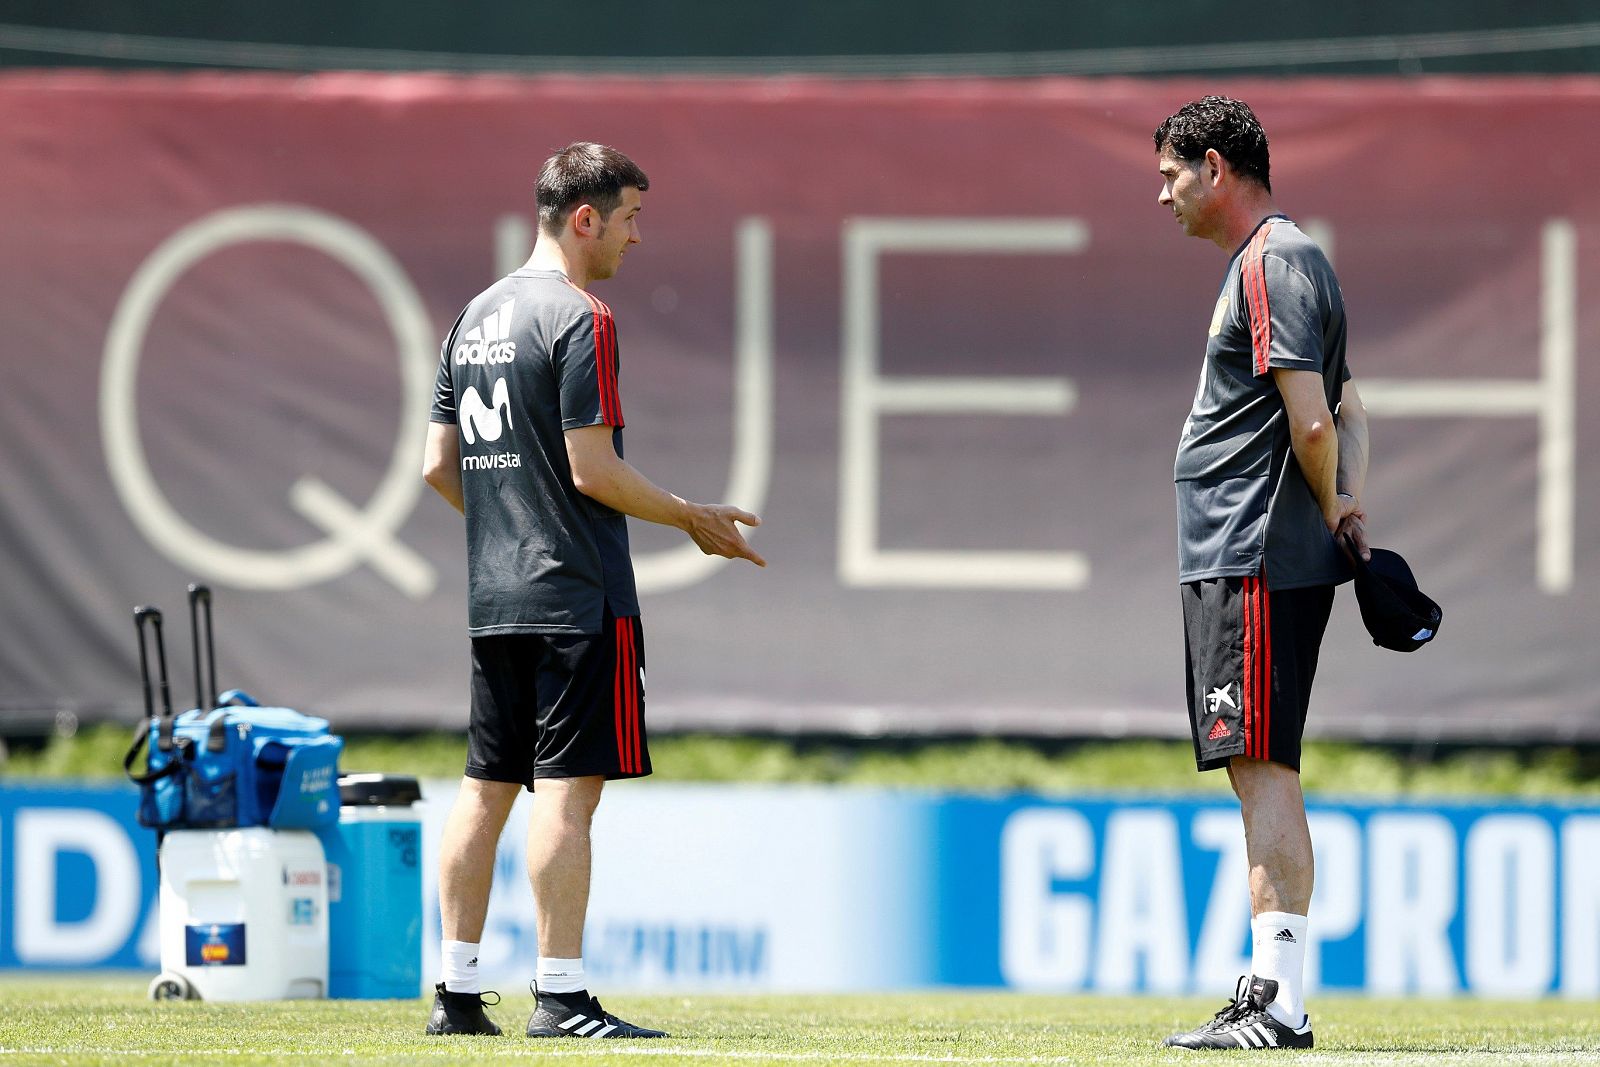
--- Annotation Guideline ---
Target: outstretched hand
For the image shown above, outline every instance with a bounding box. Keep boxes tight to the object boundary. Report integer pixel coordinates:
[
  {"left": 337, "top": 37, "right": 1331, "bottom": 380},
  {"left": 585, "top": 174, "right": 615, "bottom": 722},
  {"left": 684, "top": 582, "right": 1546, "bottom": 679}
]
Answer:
[{"left": 684, "top": 504, "right": 766, "bottom": 567}]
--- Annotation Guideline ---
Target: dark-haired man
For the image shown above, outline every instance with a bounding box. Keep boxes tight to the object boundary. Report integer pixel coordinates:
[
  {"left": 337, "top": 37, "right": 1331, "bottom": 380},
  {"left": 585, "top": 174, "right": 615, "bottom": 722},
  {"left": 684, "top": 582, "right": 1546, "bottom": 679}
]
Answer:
[
  {"left": 1154, "top": 97, "right": 1370, "bottom": 1050},
  {"left": 421, "top": 142, "right": 764, "bottom": 1039}
]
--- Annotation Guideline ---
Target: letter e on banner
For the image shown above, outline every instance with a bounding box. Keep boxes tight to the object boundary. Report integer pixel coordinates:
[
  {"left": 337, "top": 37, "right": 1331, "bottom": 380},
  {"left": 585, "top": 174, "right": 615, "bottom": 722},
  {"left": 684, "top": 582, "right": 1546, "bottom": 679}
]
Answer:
[{"left": 839, "top": 218, "right": 1089, "bottom": 589}]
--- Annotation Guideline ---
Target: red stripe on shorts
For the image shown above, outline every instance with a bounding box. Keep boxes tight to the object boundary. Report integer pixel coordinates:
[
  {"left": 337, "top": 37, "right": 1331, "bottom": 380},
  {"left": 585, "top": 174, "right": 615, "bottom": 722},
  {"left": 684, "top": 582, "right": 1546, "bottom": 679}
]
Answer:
[
  {"left": 613, "top": 617, "right": 630, "bottom": 773},
  {"left": 1258, "top": 577, "right": 1273, "bottom": 761},
  {"left": 623, "top": 617, "right": 641, "bottom": 774},
  {"left": 1241, "top": 577, "right": 1255, "bottom": 758}
]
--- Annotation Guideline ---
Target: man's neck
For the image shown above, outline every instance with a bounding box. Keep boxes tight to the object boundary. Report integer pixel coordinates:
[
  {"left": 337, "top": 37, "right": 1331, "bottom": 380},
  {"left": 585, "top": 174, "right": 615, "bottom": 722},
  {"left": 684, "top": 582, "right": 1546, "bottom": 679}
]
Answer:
[
  {"left": 1213, "top": 194, "right": 1280, "bottom": 252},
  {"left": 525, "top": 238, "right": 588, "bottom": 288}
]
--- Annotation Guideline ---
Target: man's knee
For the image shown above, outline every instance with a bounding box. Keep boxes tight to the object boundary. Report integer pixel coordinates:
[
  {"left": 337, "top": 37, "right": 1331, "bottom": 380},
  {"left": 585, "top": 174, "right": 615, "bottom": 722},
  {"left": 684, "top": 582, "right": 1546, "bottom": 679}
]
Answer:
[
  {"left": 1228, "top": 756, "right": 1303, "bottom": 808},
  {"left": 445, "top": 778, "right": 520, "bottom": 833},
  {"left": 534, "top": 774, "right": 605, "bottom": 822}
]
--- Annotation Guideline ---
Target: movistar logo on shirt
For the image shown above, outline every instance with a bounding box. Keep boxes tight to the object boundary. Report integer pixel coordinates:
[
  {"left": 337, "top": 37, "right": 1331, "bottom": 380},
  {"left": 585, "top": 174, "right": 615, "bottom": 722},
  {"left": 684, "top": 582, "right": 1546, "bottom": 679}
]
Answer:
[
  {"left": 455, "top": 298, "right": 518, "bottom": 365},
  {"left": 460, "top": 377, "right": 511, "bottom": 444},
  {"left": 462, "top": 452, "right": 521, "bottom": 471}
]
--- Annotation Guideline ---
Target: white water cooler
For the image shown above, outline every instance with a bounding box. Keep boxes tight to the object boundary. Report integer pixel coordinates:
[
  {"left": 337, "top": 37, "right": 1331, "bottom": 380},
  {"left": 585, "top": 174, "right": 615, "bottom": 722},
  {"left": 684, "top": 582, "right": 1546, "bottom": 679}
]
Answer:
[{"left": 151, "top": 828, "right": 329, "bottom": 1001}]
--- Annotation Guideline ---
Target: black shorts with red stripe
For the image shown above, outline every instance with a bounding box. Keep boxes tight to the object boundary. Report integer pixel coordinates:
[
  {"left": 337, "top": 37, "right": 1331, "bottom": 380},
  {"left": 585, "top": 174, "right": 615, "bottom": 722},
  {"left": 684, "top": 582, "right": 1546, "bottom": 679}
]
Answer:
[
  {"left": 1181, "top": 575, "right": 1334, "bottom": 773},
  {"left": 466, "top": 609, "right": 650, "bottom": 786}
]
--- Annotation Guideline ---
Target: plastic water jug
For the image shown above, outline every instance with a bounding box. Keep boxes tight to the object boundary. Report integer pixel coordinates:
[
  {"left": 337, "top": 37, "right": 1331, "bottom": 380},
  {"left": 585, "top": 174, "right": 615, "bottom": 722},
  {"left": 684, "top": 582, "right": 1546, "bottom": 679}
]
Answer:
[{"left": 321, "top": 774, "right": 423, "bottom": 999}]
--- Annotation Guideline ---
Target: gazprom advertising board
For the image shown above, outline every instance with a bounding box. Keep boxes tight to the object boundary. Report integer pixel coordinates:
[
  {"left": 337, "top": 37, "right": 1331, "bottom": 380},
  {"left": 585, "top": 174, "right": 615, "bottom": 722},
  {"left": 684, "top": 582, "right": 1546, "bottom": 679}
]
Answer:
[{"left": 4, "top": 781, "right": 1599, "bottom": 997}]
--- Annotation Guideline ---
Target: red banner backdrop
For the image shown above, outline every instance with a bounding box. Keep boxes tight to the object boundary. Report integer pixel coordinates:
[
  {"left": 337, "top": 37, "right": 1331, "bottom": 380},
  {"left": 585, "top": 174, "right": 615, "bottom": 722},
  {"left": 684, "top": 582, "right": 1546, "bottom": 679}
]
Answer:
[{"left": 1, "top": 72, "right": 1597, "bottom": 740}]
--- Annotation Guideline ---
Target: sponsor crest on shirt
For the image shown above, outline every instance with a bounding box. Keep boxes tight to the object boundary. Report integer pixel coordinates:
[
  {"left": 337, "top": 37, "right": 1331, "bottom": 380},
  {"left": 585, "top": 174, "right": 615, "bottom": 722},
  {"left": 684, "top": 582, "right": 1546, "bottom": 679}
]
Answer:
[{"left": 1208, "top": 294, "right": 1229, "bottom": 337}]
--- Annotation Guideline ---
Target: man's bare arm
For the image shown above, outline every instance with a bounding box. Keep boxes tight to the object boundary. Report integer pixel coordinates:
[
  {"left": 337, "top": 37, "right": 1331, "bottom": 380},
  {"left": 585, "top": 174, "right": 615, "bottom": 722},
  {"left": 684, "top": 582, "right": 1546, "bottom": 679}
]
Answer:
[
  {"left": 1333, "top": 379, "right": 1370, "bottom": 559},
  {"left": 1271, "top": 367, "right": 1355, "bottom": 536},
  {"left": 422, "top": 421, "right": 464, "bottom": 514},
  {"left": 564, "top": 424, "right": 765, "bottom": 567}
]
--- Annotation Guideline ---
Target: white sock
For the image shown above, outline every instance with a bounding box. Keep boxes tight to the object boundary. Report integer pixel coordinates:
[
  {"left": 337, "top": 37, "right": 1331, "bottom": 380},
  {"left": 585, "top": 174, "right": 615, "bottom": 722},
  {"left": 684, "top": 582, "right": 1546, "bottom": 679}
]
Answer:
[
  {"left": 441, "top": 939, "right": 481, "bottom": 994},
  {"left": 536, "top": 956, "right": 586, "bottom": 995},
  {"left": 1251, "top": 912, "right": 1308, "bottom": 1027}
]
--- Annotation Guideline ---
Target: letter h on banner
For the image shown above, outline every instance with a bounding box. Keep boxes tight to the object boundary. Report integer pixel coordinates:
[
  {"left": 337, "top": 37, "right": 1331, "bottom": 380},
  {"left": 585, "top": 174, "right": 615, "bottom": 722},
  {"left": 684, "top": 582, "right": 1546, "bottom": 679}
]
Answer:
[{"left": 839, "top": 219, "right": 1090, "bottom": 589}]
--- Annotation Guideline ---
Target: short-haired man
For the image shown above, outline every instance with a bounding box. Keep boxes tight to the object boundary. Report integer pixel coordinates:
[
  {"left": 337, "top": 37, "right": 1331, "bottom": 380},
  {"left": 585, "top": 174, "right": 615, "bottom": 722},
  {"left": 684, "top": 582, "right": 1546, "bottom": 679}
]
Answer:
[
  {"left": 1154, "top": 97, "right": 1369, "bottom": 1050},
  {"left": 421, "top": 142, "right": 764, "bottom": 1039}
]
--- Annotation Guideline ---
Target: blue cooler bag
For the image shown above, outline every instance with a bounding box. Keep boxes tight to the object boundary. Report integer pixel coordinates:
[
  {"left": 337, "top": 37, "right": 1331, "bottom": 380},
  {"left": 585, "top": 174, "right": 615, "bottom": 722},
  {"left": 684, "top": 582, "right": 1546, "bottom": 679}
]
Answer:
[
  {"left": 124, "top": 590, "right": 343, "bottom": 832},
  {"left": 127, "top": 700, "right": 343, "bottom": 831},
  {"left": 173, "top": 703, "right": 343, "bottom": 829}
]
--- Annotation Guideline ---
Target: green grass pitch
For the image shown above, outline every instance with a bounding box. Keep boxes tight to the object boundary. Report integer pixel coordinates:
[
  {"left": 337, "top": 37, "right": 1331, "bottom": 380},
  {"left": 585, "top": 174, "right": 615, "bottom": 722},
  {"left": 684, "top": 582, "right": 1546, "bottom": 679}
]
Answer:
[{"left": 1, "top": 977, "right": 1597, "bottom": 1065}]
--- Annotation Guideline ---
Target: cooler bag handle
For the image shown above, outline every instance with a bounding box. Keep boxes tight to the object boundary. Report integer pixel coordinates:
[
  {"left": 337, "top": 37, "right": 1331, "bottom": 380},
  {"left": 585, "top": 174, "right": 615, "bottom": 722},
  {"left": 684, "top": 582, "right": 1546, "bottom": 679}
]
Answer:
[
  {"left": 188, "top": 583, "right": 219, "bottom": 716},
  {"left": 133, "top": 606, "right": 175, "bottom": 752},
  {"left": 205, "top": 708, "right": 232, "bottom": 754},
  {"left": 122, "top": 722, "right": 193, "bottom": 786}
]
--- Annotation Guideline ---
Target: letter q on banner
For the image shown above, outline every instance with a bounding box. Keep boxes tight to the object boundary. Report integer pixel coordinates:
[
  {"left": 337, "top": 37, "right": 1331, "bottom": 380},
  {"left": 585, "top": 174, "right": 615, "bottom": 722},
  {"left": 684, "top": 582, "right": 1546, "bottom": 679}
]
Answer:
[{"left": 100, "top": 205, "right": 437, "bottom": 597}]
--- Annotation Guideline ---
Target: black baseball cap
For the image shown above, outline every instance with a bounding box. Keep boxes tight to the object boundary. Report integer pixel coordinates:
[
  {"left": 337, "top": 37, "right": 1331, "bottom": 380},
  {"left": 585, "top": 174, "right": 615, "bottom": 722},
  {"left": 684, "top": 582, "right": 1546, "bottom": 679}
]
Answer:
[{"left": 1346, "top": 543, "right": 1442, "bottom": 653}]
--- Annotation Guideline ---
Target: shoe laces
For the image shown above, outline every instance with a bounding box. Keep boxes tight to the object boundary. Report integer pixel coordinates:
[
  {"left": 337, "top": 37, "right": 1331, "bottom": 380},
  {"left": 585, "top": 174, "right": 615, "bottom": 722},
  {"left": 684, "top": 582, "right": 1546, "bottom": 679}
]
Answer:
[
  {"left": 1207, "top": 976, "right": 1257, "bottom": 1028},
  {"left": 591, "top": 998, "right": 655, "bottom": 1033},
  {"left": 441, "top": 984, "right": 501, "bottom": 1008}
]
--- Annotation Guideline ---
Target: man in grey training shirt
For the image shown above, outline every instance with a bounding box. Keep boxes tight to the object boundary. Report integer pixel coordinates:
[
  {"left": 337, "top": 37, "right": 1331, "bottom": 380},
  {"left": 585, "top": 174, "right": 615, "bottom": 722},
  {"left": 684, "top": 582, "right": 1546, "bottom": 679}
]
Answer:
[
  {"left": 1154, "top": 97, "right": 1370, "bottom": 1050},
  {"left": 421, "top": 142, "right": 764, "bottom": 1039}
]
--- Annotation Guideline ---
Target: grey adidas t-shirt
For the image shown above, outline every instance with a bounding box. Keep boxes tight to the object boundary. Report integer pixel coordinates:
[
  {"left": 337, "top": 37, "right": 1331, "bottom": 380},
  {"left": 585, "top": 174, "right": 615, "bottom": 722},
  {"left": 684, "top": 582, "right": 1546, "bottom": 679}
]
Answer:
[
  {"left": 431, "top": 269, "right": 639, "bottom": 634},
  {"left": 1174, "top": 216, "right": 1353, "bottom": 589}
]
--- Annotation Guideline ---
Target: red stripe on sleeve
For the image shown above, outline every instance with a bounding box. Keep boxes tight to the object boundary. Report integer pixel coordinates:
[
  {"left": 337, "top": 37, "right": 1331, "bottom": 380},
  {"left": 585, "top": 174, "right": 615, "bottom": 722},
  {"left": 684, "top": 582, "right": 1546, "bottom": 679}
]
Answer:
[
  {"left": 597, "top": 303, "right": 618, "bottom": 425},
  {"left": 596, "top": 295, "right": 620, "bottom": 425},
  {"left": 1243, "top": 224, "right": 1274, "bottom": 377},
  {"left": 570, "top": 285, "right": 623, "bottom": 426}
]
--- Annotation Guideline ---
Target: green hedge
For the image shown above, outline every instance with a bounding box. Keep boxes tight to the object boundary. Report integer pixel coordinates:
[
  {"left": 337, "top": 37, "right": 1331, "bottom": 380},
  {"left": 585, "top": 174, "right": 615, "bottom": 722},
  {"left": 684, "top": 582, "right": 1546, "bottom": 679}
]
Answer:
[{"left": 4, "top": 725, "right": 1599, "bottom": 798}]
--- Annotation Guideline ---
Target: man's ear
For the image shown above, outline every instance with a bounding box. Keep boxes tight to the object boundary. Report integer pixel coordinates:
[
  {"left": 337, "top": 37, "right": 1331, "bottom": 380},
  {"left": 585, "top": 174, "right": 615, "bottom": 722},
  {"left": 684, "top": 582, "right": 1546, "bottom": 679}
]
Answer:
[
  {"left": 1204, "top": 148, "right": 1225, "bottom": 186},
  {"left": 572, "top": 203, "right": 598, "bottom": 237}
]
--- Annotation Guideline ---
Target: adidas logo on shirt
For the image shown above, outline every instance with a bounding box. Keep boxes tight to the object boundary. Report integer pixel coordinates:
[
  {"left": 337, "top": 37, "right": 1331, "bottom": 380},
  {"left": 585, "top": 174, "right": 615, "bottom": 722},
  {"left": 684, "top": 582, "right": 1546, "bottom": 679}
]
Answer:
[{"left": 455, "top": 298, "right": 518, "bottom": 365}]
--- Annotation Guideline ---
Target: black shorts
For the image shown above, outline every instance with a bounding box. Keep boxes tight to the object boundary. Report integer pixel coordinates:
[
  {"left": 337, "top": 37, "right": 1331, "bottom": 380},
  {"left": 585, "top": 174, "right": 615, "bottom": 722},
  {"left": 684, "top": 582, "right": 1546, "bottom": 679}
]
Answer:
[
  {"left": 1181, "top": 575, "right": 1334, "bottom": 773},
  {"left": 466, "top": 612, "right": 650, "bottom": 786}
]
